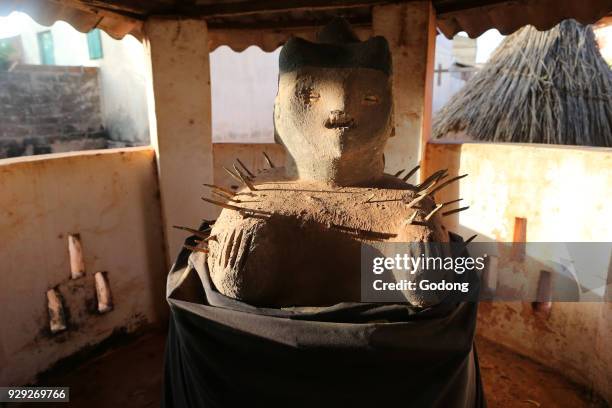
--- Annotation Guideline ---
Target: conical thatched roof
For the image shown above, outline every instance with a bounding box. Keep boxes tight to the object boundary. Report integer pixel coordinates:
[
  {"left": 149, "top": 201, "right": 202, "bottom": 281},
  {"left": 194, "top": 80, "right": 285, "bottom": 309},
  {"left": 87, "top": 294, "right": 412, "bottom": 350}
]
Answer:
[{"left": 433, "top": 19, "right": 612, "bottom": 147}]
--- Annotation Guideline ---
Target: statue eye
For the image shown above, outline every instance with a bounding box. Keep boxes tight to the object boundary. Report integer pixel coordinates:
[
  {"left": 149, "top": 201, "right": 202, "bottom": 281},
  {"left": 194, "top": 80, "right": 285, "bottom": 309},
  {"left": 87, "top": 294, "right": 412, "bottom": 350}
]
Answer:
[
  {"left": 363, "top": 95, "right": 380, "bottom": 105},
  {"left": 298, "top": 88, "right": 320, "bottom": 104}
]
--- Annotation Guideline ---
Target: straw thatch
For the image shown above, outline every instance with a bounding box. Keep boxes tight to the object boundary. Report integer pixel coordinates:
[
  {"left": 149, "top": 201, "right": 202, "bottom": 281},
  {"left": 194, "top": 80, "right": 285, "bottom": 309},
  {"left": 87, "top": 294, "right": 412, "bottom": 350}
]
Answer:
[{"left": 433, "top": 19, "right": 612, "bottom": 147}]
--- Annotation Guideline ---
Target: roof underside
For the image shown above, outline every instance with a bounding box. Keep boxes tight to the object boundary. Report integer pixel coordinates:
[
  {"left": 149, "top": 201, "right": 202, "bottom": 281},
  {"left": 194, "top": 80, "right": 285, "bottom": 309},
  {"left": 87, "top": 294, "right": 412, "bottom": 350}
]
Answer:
[{"left": 1, "top": 0, "right": 611, "bottom": 41}]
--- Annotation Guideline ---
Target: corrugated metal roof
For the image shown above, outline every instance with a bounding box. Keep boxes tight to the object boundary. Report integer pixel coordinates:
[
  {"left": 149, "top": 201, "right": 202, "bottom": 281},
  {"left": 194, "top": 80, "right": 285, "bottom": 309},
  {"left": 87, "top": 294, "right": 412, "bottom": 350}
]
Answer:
[
  {"left": 0, "top": 0, "right": 142, "bottom": 39},
  {"left": 0, "top": 0, "right": 610, "bottom": 42},
  {"left": 436, "top": 0, "right": 612, "bottom": 38}
]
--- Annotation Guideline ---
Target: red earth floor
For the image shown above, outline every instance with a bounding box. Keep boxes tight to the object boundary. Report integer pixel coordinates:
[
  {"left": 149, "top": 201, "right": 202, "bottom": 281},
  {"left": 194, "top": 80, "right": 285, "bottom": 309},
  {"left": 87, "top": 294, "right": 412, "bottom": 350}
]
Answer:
[{"left": 16, "top": 331, "right": 607, "bottom": 408}]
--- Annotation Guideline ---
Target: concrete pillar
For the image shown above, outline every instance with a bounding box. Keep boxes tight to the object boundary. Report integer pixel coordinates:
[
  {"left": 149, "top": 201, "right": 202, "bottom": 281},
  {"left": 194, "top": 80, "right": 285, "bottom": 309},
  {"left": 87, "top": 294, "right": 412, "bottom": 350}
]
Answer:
[
  {"left": 373, "top": 2, "right": 436, "bottom": 181},
  {"left": 143, "top": 18, "right": 214, "bottom": 264}
]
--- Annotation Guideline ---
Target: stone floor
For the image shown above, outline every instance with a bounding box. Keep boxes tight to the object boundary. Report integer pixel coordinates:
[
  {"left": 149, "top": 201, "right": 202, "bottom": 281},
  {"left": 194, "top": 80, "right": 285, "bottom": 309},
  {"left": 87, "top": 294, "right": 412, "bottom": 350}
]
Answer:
[{"left": 20, "top": 331, "right": 606, "bottom": 408}]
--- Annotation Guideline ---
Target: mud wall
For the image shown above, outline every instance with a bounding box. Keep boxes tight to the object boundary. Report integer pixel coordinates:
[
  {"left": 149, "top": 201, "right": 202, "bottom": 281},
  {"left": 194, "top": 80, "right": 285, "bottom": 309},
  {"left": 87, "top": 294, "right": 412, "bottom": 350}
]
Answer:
[
  {"left": 0, "top": 147, "right": 167, "bottom": 386},
  {"left": 0, "top": 64, "right": 107, "bottom": 158},
  {"left": 424, "top": 141, "right": 612, "bottom": 403}
]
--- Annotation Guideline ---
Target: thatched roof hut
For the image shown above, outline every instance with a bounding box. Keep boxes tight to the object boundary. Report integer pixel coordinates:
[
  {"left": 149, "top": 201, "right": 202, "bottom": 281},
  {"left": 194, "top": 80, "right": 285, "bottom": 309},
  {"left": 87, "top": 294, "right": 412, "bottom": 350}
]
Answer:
[{"left": 433, "top": 19, "right": 612, "bottom": 147}]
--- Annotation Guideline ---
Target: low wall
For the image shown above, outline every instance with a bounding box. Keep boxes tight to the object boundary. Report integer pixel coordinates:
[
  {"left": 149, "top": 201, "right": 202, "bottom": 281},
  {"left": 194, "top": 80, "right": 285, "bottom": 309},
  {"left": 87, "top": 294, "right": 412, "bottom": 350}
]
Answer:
[
  {"left": 424, "top": 141, "right": 612, "bottom": 403},
  {"left": 0, "top": 65, "right": 107, "bottom": 158},
  {"left": 0, "top": 147, "right": 167, "bottom": 385}
]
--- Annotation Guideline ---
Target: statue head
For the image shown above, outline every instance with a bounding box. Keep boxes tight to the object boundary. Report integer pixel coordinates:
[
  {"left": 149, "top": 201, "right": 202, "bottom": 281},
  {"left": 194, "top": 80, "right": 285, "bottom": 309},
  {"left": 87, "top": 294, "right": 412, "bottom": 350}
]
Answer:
[{"left": 274, "top": 18, "right": 393, "bottom": 186}]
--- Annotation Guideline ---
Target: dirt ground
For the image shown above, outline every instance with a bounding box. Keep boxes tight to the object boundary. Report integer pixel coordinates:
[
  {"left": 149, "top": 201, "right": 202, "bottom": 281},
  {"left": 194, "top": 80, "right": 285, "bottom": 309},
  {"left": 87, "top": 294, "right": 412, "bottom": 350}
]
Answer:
[
  {"left": 18, "top": 331, "right": 606, "bottom": 408},
  {"left": 17, "top": 332, "right": 165, "bottom": 408},
  {"left": 476, "top": 336, "right": 607, "bottom": 408}
]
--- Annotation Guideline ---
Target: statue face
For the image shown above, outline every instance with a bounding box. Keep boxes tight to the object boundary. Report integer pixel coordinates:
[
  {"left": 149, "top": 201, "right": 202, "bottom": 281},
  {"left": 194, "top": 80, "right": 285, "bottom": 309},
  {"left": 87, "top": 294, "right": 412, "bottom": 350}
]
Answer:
[{"left": 275, "top": 67, "right": 392, "bottom": 181}]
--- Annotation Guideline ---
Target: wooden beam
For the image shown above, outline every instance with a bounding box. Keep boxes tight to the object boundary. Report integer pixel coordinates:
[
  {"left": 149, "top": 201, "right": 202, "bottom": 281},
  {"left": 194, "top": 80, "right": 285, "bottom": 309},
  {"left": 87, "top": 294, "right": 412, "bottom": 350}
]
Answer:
[
  {"left": 56, "top": 0, "right": 393, "bottom": 19},
  {"left": 206, "top": 13, "right": 371, "bottom": 30},
  {"left": 47, "top": 0, "right": 145, "bottom": 20},
  {"left": 433, "top": 0, "right": 510, "bottom": 15},
  {"left": 54, "top": 0, "right": 149, "bottom": 16},
  {"left": 193, "top": 0, "right": 386, "bottom": 18}
]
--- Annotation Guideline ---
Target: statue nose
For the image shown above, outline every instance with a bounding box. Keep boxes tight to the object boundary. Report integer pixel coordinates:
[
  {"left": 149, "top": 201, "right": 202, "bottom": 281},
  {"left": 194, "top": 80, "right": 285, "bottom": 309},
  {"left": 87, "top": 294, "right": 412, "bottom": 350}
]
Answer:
[{"left": 325, "top": 110, "right": 355, "bottom": 129}]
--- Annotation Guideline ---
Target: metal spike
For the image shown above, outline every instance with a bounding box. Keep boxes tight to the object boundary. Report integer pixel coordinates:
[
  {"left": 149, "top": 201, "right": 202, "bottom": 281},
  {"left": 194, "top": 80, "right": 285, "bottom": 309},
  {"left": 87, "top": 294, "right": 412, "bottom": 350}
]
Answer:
[
  {"left": 425, "top": 203, "right": 444, "bottom": 221},
  {"left": 427, "top": 174, "right": 468, "bottom": 196},
  {"left": 203, "top": 183, "right": 235, "bottom": 196},
  {"left": 404, "top": 184, "right": 420, "bottom": 192},
  {"left": 443, "top": 198, "right": 463, "bottom": 206},
  {"left": 236, "top": 158, "right": 255, "bottom": 179},
  {"left": 262, "top": 151, "right": 275, "bottom": 168},
  {"left": 223, "top": 166, "right": 244, "bottom": 184},
  {"left": 406, "top": 211, "right": 419, "bottom": 224},
  {"left": 232, "top": 164, "right": 257, "bottom": 191},
  {"left": 202, "top": 197, "right": 244, "bottom": 212},
  {"left": 427, "top": 172, "right": 448, "bottom": 189},
  {"left": 212, "top": 190, "right": 238, "bottom": 202},
  {"left": 394, "top": 169, "right": 405, "bottom": 177},
  {"left": 418, "top": 169, "right": 448, "bottom": 191},
  {"left": 442, "top": 206, "right": 470, "bottom": 217},
  {"left": 329, "top": 223, "right": 397, "bottom": 240},
  {"left": 202, "top": 197, "right": 266, "bottom": 215},
  {"left": 464, "top": 234, "right": 477, "bottom": 244},
  {"left": 183, "top": 244, "right": 209, "bottom": 254},
  {"left": 406, "top": 194, "right": 428, "bottom": 208},
  {"left": 173, "top": 225, "right": 211, "bottom": 238},
  {"left": 402, "top": 164, "right": 420, "bottom": 182}
]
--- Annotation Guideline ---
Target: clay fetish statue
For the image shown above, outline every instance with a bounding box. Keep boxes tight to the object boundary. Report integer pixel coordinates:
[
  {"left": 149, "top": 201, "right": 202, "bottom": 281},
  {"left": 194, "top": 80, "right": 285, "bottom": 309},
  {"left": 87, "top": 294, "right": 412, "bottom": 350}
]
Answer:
[{"left": 183, "top": 19, "right": 469, "bottom": 308}]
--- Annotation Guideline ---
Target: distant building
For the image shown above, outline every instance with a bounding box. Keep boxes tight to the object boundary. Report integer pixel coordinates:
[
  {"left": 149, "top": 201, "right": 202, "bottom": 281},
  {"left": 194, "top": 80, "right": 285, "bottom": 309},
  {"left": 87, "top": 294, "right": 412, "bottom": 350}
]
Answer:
[
  {"left": 0, "top": 12, "right": 150, "bottom": 152},
  {"left": 210, "top": 46, "right": 280, "bottom": 144},
  {"left": 432, "top": 34, "right": 478, "bottom": 113}
]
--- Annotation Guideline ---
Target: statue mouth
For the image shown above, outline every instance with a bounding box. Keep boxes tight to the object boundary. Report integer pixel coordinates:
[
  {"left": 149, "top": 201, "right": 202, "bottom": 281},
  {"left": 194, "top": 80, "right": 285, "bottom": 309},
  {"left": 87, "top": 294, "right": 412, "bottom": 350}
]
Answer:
[{"left": 324, "top": 111, "right": 355, "bottom": 130}]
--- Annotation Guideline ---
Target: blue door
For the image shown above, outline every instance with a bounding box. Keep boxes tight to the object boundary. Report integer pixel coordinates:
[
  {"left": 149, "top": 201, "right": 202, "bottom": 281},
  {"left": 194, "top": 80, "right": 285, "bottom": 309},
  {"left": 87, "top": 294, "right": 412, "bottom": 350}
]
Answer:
[{"left": 37, "top": 30, "right": 55, "bottom": 65}]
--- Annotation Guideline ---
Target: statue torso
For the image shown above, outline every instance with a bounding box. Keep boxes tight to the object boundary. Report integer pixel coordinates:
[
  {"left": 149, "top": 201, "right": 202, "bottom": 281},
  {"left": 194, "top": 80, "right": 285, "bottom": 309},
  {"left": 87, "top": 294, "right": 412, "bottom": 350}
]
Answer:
[{"left": 205, "top": 167, "right": 450, "bottom": 307}]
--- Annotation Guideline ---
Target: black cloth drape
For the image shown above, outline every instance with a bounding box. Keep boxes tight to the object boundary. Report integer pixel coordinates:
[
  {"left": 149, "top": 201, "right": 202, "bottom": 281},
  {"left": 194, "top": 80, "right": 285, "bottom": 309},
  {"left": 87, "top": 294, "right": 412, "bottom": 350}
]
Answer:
[{"left": 162, "top": 228, "right": 486, "bottom": 408}]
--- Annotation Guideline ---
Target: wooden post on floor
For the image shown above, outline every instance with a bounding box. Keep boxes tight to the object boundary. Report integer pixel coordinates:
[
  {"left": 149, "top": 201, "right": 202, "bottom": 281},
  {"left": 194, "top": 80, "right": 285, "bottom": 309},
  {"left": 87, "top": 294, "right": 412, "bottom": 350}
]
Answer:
[
  {"left": 143, "top": 18, "right": 214, "bottom": 265},
  {"left": 373, "top": 1, "right": 436, "bottom": 182}
]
